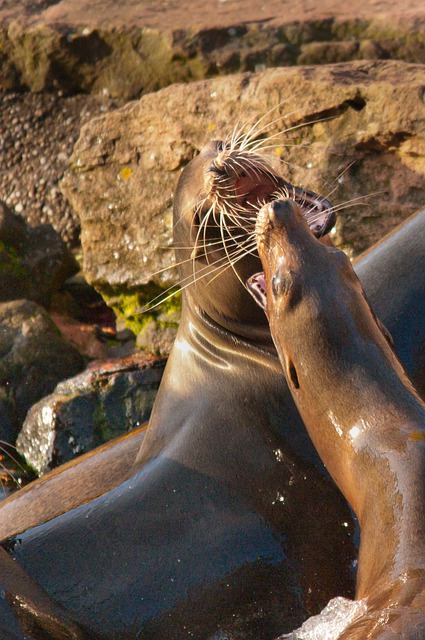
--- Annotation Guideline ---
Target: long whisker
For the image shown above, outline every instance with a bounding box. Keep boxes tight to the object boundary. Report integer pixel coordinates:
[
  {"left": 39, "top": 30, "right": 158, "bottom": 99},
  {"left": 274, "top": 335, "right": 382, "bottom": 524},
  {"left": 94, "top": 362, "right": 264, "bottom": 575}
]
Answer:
[
  {"left": 234, "top": 103, "right": 305, "bottom": 151},
  {"left": 226, "top": 101, "right": 294, "bottom": 151},
  {"left": 205, "top": 238, "right": 259, "bottom": 287},
  {"left": 139, "top": 234, "right": 258, "bottom": 314},
  {"left": 141, "top": 105, "right": 381, "bottom": 316},
  {"left": 240, "top": 113, "right": 337, "bottom": 155}
]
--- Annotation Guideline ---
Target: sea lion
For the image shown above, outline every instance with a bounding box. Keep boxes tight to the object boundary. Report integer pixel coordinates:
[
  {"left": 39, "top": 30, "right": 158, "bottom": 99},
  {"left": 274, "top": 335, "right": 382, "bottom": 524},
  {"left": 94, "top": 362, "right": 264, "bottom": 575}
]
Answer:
[
  {"left": 0, "top": 425, "right": 147, "bottom": 541},
  {"left": 354, "top": 210, "right": 425, "bottom": 399},
  {"left": 248, "top": 199, "right": 425, "bottom": 639},
  {"left": 0, "top": 139, "right": 354, "bottom": 640},
  {"left": 0, "top": 136, "right": 424, "bottom": 639}
]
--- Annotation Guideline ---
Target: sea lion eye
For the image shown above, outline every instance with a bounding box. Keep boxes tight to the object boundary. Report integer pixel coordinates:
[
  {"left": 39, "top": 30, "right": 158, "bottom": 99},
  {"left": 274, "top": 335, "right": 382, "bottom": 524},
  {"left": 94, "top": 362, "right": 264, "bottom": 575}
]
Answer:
[
  {"left": 272, "top": 270, "right": 302, "bottom": 308},
  {"left": 271, "top": 272, "right": 285, "bottom": 298}
]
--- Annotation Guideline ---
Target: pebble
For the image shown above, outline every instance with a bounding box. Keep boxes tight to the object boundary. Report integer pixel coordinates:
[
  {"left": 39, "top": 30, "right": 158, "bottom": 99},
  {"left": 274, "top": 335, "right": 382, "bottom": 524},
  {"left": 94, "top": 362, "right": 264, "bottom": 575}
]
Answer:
[{"left": 0, "top": 90, "right": 126, "bottom": 247}]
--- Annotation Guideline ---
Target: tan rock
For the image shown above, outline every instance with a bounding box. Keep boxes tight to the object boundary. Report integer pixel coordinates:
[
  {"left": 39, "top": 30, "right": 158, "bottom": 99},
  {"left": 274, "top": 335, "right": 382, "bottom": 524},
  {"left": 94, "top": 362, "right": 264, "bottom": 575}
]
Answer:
[{"left": 0, "top": 3, "right": 425, "bottom": 96}]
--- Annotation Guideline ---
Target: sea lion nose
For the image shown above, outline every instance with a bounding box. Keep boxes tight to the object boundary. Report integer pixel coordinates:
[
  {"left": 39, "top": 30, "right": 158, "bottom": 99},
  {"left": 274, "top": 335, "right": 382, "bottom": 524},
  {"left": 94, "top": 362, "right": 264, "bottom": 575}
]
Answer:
[
  {"left": 208, "top": 161, "right": 226, "bottom": 176},
  {"left": 269, "top": 199, "right": 296, "bottom": 224}
]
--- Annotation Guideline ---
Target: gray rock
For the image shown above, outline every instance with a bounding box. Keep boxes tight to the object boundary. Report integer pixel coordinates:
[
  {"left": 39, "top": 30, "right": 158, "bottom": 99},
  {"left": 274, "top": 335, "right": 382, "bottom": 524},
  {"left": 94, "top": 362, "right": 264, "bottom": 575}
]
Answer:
[
  {"left": 0, "top": 200, "right": 79, "bottom": 305},
  {"left": 62, "top": 60, "right": 425, "bottom": 351},
  {"left": 17, "top": 353, "right": 166, "bottom": 475},
  {"left": 0, "top": 299, "right": 85, "bottom": 443}
]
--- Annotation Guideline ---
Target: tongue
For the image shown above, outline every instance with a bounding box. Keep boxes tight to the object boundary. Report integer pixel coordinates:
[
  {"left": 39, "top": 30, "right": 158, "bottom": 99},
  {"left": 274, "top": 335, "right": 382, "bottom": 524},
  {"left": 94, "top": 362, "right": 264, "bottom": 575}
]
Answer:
[{"left": 246, "top": 272, "right": 267, "bottom": 309}]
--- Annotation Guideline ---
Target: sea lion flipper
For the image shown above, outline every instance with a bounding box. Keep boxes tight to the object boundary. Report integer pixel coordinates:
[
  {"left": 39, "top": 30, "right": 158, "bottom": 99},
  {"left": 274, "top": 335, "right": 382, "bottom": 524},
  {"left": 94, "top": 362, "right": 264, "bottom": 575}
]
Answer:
[{"left": 0, "top": 547, "right": 99, "bottom": 640}]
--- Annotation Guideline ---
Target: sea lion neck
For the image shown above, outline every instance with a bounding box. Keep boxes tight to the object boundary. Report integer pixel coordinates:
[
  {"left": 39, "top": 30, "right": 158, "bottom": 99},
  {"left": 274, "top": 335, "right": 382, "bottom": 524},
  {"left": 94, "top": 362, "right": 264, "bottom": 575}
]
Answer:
[
  {"left": 134, "top": 298, "right": 326, "bottom": 475},
  {"left": 185, "top": 299, "right": 278, "bottom": 358},
  {"left": 256, "top": 199, "right": 425, "bottom": 616}
]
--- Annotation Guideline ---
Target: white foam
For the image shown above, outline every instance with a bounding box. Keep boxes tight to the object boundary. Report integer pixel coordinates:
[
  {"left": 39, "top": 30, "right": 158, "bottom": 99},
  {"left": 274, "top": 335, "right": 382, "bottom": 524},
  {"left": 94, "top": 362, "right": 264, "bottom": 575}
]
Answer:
[{"left": 277, "top": 597, "right": 367, "bottom": 640}]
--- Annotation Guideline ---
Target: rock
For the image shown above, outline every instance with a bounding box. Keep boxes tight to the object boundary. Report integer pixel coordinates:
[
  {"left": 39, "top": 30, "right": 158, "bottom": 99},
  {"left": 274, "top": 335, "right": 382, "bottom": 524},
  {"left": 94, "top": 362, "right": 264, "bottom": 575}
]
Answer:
[
  {"left": 0, "top": 299, "right": 85, "bottom": 443},
  {"left": 0, "top": 200, "right": 26, "bottom": 245},
  {"left": 62, "top": 60, "right": 425, "bottom": 351},
  {"left": 17, "top": 353, "right": 166, "bottom": 475},
  {"left": 0, "top": 3, "right": 424, "bottom": 246},
  {"left": 0, "top": 4, "right": 424, "bottom": 96},
  {"left": 0, "top": 200, "right": 78, "bottom": 306},
  {"left": 0, "top": 89, "right": 126, "bottom": 246}
]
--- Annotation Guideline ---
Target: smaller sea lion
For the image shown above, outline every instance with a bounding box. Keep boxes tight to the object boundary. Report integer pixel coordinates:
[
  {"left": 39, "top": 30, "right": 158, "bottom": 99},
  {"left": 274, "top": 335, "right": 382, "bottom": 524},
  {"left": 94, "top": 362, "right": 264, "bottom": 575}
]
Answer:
[{"left": 247, "top": 199, "right": 425, "bottom": 639}]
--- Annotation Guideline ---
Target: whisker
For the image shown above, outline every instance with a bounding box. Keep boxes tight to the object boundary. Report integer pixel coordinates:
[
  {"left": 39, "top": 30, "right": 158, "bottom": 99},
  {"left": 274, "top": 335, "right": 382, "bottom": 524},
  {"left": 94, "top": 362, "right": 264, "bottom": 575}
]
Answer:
[
  {"left": 205, "top": 239, "right": 259, "bottom": 287},
  {"left": 235, "top": 102, "right": 305, "bottom": 151},
  {"left": 139, "top": 233, "right": 258, "bottom": 314}
]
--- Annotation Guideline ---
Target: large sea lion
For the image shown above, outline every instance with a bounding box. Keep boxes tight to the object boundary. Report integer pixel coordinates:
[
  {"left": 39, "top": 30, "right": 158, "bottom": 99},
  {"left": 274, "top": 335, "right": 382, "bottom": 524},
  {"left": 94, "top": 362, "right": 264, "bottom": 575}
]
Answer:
[
  {"left": 248, "top": 198, "right": 425, "bottom": 639},
  {"left": 0, "top": 135, "right": 424, "bottom": 640},
  {"left": 0, "top": 139, "right": 353, "bottom": 640}
]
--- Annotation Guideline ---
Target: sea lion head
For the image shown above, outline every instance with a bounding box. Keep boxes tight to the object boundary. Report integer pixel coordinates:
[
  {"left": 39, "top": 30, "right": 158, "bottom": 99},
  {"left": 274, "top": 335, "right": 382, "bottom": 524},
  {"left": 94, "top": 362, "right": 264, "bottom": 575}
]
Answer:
[
  {"left": 173, "top": 139, "right": 335, "bottom": 338},
  {"left": 247, "top": 198, "right": 395, "bottom": 392}
]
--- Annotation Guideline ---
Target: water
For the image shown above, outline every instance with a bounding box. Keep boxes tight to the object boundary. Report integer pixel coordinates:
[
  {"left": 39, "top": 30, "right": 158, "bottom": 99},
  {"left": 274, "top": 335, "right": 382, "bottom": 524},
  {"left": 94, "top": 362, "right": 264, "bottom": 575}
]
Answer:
[{"left": 278, "top": 597, "right": 367, "bottom": 640}]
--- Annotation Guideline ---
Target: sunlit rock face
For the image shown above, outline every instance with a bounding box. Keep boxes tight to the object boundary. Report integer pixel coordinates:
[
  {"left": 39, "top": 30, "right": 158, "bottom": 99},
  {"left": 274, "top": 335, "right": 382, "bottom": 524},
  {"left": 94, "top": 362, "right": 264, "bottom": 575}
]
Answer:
[{"left": 63, "top": 60, "right": 425, "bottom": 352}]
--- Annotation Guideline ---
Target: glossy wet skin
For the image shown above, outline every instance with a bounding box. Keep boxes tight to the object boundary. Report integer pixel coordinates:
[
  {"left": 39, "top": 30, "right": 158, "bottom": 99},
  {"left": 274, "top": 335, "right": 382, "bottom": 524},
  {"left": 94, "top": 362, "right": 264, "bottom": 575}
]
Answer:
[
  {"left": 0, "top": 143, "right": 424, "bottom": 639},
  {"left": 0, "top": 141, "right": 356, "bottom": 640},
  {"left": 250, "top": 199, "right": 425, "bottom": 638}
]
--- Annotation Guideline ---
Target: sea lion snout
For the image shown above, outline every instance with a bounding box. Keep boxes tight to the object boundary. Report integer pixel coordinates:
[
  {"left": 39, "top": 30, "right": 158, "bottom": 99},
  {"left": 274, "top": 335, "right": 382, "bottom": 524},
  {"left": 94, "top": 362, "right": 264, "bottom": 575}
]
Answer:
[
  {"left": 267, "top": 198, "right": 299, "bottom": 224},
  {"left": 266, "top": 194, "right": 336, "bottom": 238},
  {"left": 255, "top": 199, "right": 308, "bottom": 252},
  {"left": 256, "top": 197, "right": 331, "bottom": 241},
  {"left": 247, "top": 200, "right": 303, "bottom": 312}
]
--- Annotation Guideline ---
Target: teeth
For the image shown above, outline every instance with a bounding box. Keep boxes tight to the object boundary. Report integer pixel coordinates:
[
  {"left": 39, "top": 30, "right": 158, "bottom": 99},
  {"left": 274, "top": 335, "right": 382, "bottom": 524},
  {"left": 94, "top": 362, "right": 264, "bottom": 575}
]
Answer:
[{"left": 246, "top": 272, "right": 267, "bottom": 310}]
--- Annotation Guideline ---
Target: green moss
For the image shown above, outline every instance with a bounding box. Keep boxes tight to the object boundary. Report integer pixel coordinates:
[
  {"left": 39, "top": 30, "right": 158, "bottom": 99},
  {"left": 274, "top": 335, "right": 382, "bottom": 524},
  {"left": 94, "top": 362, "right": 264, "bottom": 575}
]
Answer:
[
  {"left": 99, "top": 281, "right": 181, "bottom": 336},
  {"left": 0, "top": 241, "right": 30, "bottom": 282},
  {"left": 93, "top": 400, "right": 114, "bottom": 442}
]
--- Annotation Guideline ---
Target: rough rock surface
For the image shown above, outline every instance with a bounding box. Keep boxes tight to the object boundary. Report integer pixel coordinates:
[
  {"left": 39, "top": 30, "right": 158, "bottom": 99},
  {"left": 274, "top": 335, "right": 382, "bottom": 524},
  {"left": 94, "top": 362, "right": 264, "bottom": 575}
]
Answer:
[
  {"left": 0, "top": 89, "right": 125, "bottom": 246},
  {"left": 0, "top": 2, "right": 424, "bottom": 98},
  {"left": 0, "top": 200, "right": 78, "bottom": 305},
  {"left": 0, "top": 299, "right": 85, "bottom": 443},
  {"left": 63, "top": 60, "right": 425, "bottom": 351},
  {"left": 17, "top": 353, "right": 165, "bottom": 475},
  {"left": 0, "top": 2, "right": 424, "bottom": 247},
  {"left": 0, "top": 0, "right": 423, "bottom": 247}
]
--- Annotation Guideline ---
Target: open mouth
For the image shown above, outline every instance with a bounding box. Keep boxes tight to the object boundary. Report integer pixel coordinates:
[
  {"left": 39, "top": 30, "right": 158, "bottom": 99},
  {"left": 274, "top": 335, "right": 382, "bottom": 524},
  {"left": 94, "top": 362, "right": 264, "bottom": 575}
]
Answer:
[
  {"left": 201, "top": 143, "right": 336, "bottom": 308},
  {"left": 207, "top": 146, "right": 336, "bottom": 238},
  {"left": 246, "top": 272, "right": 267, "bottom": 310}
]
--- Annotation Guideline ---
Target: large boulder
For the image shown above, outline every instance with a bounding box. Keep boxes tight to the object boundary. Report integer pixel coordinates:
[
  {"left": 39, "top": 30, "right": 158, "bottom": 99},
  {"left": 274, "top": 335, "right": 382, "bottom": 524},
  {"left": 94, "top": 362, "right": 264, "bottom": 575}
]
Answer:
[
  {"left": 0, "top": 4, "right": 424, "bottom": 96},
  {"left": 62, "top": 60, "right": 425, "bottom": 352},
  {"left": 1, "top": 2, "right": 424, "bottom": 244},
  {"left": 1, "top": 2, "right": 424, "bottom": 245},
  {"left": 0, "top": 299, "right": 85, "bottom": 443}
]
